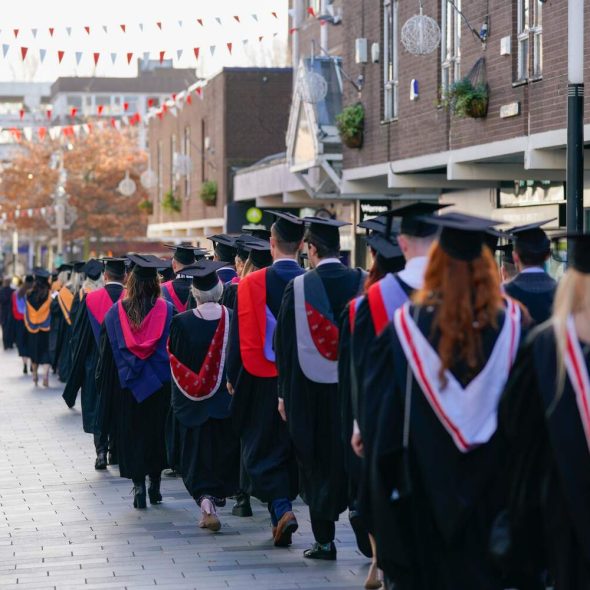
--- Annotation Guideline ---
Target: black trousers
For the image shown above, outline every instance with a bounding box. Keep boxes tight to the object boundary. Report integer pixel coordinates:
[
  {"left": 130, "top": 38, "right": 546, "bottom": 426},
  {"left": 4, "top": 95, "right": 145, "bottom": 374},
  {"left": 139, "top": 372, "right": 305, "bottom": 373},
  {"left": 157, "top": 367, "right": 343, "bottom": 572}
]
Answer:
[{"left": 310, "top": 513, "right": 336, "bottom": 544}]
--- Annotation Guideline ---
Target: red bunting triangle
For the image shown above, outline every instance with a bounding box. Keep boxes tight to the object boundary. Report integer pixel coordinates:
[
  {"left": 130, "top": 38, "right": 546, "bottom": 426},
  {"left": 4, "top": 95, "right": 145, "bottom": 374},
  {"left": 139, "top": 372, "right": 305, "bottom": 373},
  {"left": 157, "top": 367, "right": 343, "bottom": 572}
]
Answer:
[
  {"left": 13, "top": 29, "right": 19, "bottom": 38},
  {"left": 97, "top": 104, "right": 104, "bottom": 115},
  {"left": 156, "top": 22, "right": 162, "bottom": 30},
  {"left": 57, "top": 50, "right": 65, "bottom": 63},
  {"left": 38, "top": 127, "right": 47, "bottom": 141},
  {"left": 259, "top": 35, "right": 264, "bottom": 42},
  {"left": 233, "top": 16, "right": 240, "bottom": 23},
  {"left": 289, "top": 28, "right": 297, "bottom": 35},
  {"left": 272, "top": 11, "right": 278, "bottom": 18},
  {"left": 226, "top": 42, "right": 233, "bottom": 54},
  {"left": 186, "top": 94, "right": 192, "bottom": 105},
  {"left": 93, "top": 52, "right": 100, "bottom": 65},
  {"left": 84, "top": 26, "right": 90, "bottom": 35},
  {"left": 48, "top": 27, "right": 54, "bottom": 37},
  {"left": 19, "top": 109, "right": 24, "bottom": 120},
  {"left": 193, "top": 47, "right": 200, "bottom": 60},
  {"left": 110, "top": 117, "right": 116, "bottom": 128},
  {"left": 162, "top": 103, "right": 168, "bottom": 113},
  {"left": 157, "top": 111, "right": 164, "bottom": 120},
  {"left": 124, "top": 102, "right": 129, "bottom": 111},
  {"left": 127, "top": 52, "right": 133, "bottom": 64},
  {"left": 307, "top": 7, "right": 315, "bottom": 16},
  {"left": 172, "top": 93, "right": 177, "bottom": 101},
  {"left": 159, "top": 50, "right": 165, "bottom": 63},
  {"left": 120, "top": 24, "right": 126, "bottom": 33},
  {"left": 20, "top": 47, "right": 28, "bottom": 61},
  {"left": 147, "top": 98, "right": 155, "bottom": 108},
  {"left": 46, "top": 108, "right": 52, "bottom": 120},
  {"left": 70, "top": 107, "right": 77, "bottom": 118},
  {"left": 197, "top": 18, "right": 203, "bottom": 26}
]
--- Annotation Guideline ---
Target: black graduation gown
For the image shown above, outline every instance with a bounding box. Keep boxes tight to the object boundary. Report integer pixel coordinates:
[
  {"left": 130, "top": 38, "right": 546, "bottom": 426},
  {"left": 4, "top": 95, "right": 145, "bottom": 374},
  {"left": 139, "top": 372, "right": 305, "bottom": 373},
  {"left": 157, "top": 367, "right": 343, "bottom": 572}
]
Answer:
[
  {"left": 63, "top": 284, "right": 124, "bottom": 433},
  {"left": 499, "top": 324, "right": 590, "bottom": 589},
  {"left": 227, "top": 261, "right": 304, "bottom": 503},
  {"left": 26, "top": 291, "right": 51, "bottom": 365},
  {"left": 168, "top": 309, "right": 240, "bottom": 501},
  {"left": 504, "top": 271, "right": 556, "bottom": 325},
  {"left": 95, "top": 299, "right": 170, "bottom": 481},
  {"left": 0, "top": 286, "right": 14, "bottom": 349},
  {"left": 221, "top": 281, "right": 237, "bottom": 310},
  {"left": 366, "top": 306, "right": 509, "bottom": 590},
  {"left": 12, "top": 293, "right": 29, "bottom": 358},
  {"left": 276, "top": 262, "right": 365, "bottom": 521}
]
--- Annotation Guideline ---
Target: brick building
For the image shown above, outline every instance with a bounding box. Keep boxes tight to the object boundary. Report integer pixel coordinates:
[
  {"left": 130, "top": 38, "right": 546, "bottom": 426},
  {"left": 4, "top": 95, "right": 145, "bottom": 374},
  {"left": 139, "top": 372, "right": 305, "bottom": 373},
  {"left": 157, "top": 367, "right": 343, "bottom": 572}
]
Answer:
[
  {"left": 341, "top": 0, "right": 590, "bottom": 240},
  {"left": 145, "top": 67, "right": 292, "bottom": 243}
]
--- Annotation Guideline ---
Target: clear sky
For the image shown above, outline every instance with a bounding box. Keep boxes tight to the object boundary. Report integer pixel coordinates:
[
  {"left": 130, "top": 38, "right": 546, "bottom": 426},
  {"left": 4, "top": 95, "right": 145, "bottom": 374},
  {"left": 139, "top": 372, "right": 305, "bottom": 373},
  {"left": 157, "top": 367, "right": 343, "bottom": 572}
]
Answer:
[{"left": 0, "top": 0, "right": 289, "bottom": 82}]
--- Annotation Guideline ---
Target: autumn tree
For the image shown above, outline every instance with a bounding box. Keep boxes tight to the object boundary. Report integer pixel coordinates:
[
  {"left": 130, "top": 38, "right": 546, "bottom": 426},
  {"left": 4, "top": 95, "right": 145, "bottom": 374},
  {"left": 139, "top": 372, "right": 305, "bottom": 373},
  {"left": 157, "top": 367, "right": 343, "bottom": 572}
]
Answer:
[{"left": 1, "top": 128, "right": 150, "bottom": 254}]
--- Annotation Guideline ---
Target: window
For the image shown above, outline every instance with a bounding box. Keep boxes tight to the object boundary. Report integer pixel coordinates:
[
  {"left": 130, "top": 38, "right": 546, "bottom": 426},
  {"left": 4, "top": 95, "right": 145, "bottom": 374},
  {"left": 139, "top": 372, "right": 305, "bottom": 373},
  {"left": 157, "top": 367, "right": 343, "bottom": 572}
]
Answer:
[
  {"left": 441, "top": 0, "right": 461, "bottom": 93},
  {"left": 517, "top": 0, "right": 543, "bottom": 81},
  {"left": 124, "top": 96, "right": 139, "bottom": 114},
  {"left": 516, "top": 0, "right": 543, "bottom": 81},
  {"left": 170, "top": 134, "right": 176, "bottom": 191},
  {"left": 66, "top": 95, "right": 82, "bottom": 108},
  {"left": 383, "top": 0, "right": 399, "bottom": 121},
  {"left": 184, "top": 126, "right": 191, "bottom": 200}
]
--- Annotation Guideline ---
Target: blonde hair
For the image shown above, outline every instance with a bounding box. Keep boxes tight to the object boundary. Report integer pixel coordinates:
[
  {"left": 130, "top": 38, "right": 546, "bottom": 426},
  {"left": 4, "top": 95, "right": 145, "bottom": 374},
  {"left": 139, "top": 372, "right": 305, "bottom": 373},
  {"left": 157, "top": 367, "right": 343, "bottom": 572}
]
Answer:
[
  {"left": 241, "top": 258, "right": 262, "bottom": 278},
  {"left": 82, "top": 276, "right": 104, "bottom": 293},
  {"left": 551, "top": 269, "right": 590, "bottom": 407}
]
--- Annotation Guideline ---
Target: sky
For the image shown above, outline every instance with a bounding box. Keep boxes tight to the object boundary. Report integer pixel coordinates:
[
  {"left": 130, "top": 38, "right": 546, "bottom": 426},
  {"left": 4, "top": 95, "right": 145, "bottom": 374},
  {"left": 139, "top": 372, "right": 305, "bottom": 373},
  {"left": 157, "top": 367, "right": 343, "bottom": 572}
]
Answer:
[{"left": 0, "top": 0, "right": 289, "bottom": 82}]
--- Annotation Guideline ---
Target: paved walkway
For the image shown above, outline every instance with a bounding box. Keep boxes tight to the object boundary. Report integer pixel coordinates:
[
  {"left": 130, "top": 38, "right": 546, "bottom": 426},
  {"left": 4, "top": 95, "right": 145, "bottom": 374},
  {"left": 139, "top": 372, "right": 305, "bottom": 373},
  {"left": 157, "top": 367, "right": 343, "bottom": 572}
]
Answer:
[{"left": 0, "top": 348, "right": 370, "bottom": 590}]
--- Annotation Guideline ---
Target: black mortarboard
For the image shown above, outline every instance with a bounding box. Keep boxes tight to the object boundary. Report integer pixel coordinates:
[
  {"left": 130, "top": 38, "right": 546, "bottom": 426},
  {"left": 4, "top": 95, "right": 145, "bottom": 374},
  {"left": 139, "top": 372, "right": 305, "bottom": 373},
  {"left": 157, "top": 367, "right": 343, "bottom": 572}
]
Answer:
[
  {"left": 234, "top": 235, "right": 251, "bottom": 262},
  {"left": 50, "top": 272, "right": 58, "bottom": 282},
  {"left": 358, "top": 215, "right": 388, "bottom": 233},
  {"left": 510, "top": 219, "right": 555, "bottom": 255},
  {"left": 243, "top": 225, "right": 272, "bottom": 241},
  {"left": 25, "top": 274, "right": 34, "bottom": 283},
  {"left": 237, "top": 237, "right": 273, "bottom": 268},
  {"left": 33, "top": 267, "right": 50, "bottom": 281},
  {"left": 182, "top": 260, "right": 226, "bottom": 291},
  {"left": 57, "top": 263, "right": 73, "bottom": 273},
  {"left": 383, "top": 202, "right": 449, "bottom": 237},
  {"left": 72, "top": 261, "right": 85, "bottom": 274},
  {"left": 127, "top": 254, "right": 164, "bottom": 280},
  {"left": 496, "top": 243, "right": 515, "bottom": 265},
  {"left": 484, "top": 228, "right": 510, "bottom": 253},
  {"left": 207, "top": 234, "right": 238, "bottom": 263},
  {"left": 101, "top": 257, "right": 127, "bottom": 276},
  {"left": 419, "top": 212, "right": 500, "bottom": 262},
  {"left": 267, "top": 210, "right": 305, "bottom": 242},
  {"left": 82, "top": 259, "right": 103, "bottom": 280},
  {"left": 366, "top": 232, "right": 403, "bottom": 260},
  {"left": 163, "top": 243, "right": 203, "bottom": 266},
  {"left": 304, "top": 216, "right": 350, "bottom": 250}
]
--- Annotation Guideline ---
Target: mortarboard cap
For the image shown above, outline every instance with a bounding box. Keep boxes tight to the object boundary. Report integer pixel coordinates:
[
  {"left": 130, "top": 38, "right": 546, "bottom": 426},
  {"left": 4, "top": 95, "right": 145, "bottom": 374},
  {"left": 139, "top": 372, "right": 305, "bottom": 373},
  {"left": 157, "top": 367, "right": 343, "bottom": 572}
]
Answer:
[
  {"left": 101, "top": 257, "right": 127, "bottom": 276},
  {"left": 236, "top": 236, "right": 273, "bottom": 268},
  {"left": 383, "top": 202, "right": 449, "bottom": 237},
  {"left": 163, "top": 243, "right": 205, "bottom": 266},
  {"left": 57, "top": 263, "right": 73, "bottom": 273},
  {"left": 358, "top": 215, "right": 388, "bottom": 233},
  {"left": 304, "top": 216, "right": 350, "bottom": 251},
  {"left": 82, "top": 259, "right": 103, "bottom": 280},
  {"left": 181, "top": 260, "right": 226, "bottom": 291},
  {"left": 25, "top": 274, "right": 35, "bottom": 283},
  {"left": 127, "top": 254, "right": 165, "bottom": 280},
  {"left": 419, "top": 212, "right": 500, "bottom": 262},
  {"left": 207, "top": 234, "right": 238, "bottom": 263},
  {"left": 242, "top": 225, "right": 272, "bottom": 241},
  {"left": 510, "top": 218, "right": 555, "bottom": 255},
  {"left": 267, "top": 210, "right": 305, "bottom": 242},
  {"left": 33, "top": 267, "right": 51, "bottom": 281},
  {"left": 234, "top": 235, "right": 251, "bottom": 262},
  {"left": 496, "top": 243, "right": 515, "bottom": 265},
  {"left": 72, "top": 261, "right": 85, "bottom": 274},
  {"left": 366, "top": 232, "right": 403, "bottom": 260}
]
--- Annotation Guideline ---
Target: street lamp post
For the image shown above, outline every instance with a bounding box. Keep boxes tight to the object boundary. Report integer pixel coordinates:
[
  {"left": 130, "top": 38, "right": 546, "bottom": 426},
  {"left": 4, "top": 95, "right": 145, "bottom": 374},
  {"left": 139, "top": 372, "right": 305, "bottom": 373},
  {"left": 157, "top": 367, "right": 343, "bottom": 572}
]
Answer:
[{"left": 566, "top": 0, "right": 585, "bottom": 248}]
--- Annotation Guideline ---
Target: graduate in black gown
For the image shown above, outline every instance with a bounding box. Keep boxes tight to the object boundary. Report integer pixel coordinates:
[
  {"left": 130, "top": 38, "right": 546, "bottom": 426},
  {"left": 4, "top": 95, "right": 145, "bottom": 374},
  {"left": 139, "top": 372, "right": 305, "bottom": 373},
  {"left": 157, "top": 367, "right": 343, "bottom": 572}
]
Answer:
[
  {"left": 12, "top": 275, "right": 33, "bottom": 374},
  {"left": 63, "top": 258, "right": 126, "bottom": 470},
  {"left": 498, "top": 234, "right": 590, "bottom": 589},
  {"left": 275, "top": 216, "right": 366, "bottom": 561},
  {"left": 95, "top": 254, "right": 173, "bottom": 509},
  {"left": 227, "top": 214, "right": 304, "bottom": 545},
  {"left": 0, "top": 277, "right": 14, "bottom": 350},
  {"left": 25, "top": 268, "right": 53, "bottom": 387},
  {"left": 366, "top": 212, "right": 524, "bottom": 590},
  {"left": 51, "top": 264, "right": 75, "bottom": 383},
  {"left": 209, "top": 234, "right": 239, "bottom": 284},
  {"left": 168, "top": 260, "right": 240, "bottom": 532},
  {"left": 220, "top": 237, "right": 249, "bottom": 310},
  {"left": 504, "top": 219, "right": 557, "bottom": 324},
  {"left": 161, "top": 244, "right": 207, "bottom": 313}
]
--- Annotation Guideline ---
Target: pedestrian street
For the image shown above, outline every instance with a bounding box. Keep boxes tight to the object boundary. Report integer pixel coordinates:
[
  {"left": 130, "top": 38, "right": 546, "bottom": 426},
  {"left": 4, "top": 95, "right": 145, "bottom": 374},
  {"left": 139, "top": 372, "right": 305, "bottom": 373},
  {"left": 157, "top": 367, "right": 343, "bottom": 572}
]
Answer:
[{"left": 0, "top": 347, "right": 368, "bottom": 590}]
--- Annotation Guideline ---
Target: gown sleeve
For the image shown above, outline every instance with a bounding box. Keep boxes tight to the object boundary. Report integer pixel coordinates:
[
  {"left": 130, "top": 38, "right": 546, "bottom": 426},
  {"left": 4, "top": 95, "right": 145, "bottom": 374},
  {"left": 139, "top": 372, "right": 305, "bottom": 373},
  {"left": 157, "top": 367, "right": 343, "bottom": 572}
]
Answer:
[
  {"left": 94, "top": 325, "right": 117, "bottom": 440},
  {"left": 275, "top": 280, "right": 296, "bottom": 404},
  {"left": 62, "top": 300, "right": 92, "bottom": 408}
]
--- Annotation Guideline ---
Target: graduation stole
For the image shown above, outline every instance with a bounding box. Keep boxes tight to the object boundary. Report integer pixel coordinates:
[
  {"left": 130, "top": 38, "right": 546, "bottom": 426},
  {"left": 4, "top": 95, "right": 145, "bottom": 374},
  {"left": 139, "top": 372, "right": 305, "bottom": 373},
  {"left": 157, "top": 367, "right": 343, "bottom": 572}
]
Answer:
[
  {"left": 238, "top": 268, "right": 278, "bottom": 378},
  {"left": 86, "top": 287, "right": 125, "bottom": 344},
  {"left": 564, "top": 314, "right": 590, "bottom": 452},
  {"left": 348, "top": 295, "right": 364, "bottom": 334},
  {"left": 57, "top": 286, "right": 75, "bottom": 325},
  {"left": 394, "top": 299, "right": 521, "bottom": 453},
  {"left": 24, "top": 295, "right": 51, "bottom": 333},
  {"left": 12, "top": 291, "right": 25, "bottom": 321},
  {"left": 118, "top": 298, "right": 168, "bottom": 360},
  {"left": 367, "top": 273, "right": 409, "bottom": 336},
  {"left": 168, "top": 306, "right": 229, "bottom": 401},
  {"left": 161, "top": 280, "right": 187, "bottom": 313},
  {"left": 293, "top": 271, "right": 340, "bottom": 384}
]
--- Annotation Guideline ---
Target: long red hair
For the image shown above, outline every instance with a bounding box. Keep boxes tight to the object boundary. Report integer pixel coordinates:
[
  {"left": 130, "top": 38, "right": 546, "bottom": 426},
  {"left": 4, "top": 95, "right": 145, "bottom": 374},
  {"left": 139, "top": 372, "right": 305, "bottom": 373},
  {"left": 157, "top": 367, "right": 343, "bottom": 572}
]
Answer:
[{"left": 413, "top": 243, "right": 503, "bottom": 385}]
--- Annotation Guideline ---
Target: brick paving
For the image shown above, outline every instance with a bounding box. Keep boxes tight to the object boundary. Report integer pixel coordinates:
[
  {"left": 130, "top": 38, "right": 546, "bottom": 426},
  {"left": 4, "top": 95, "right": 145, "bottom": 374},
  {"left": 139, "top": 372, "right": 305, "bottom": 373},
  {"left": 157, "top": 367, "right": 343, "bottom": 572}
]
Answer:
[{"left": 0, "top": 348, "right": 370, "bottom": 589}]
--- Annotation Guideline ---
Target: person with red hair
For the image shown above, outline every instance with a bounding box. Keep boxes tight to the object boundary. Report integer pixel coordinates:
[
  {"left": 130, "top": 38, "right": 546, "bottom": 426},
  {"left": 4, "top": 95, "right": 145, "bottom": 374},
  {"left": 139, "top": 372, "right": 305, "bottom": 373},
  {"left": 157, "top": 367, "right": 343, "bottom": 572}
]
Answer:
[{"left": 366, "top": 212, "right": 523, "bottom": 590}]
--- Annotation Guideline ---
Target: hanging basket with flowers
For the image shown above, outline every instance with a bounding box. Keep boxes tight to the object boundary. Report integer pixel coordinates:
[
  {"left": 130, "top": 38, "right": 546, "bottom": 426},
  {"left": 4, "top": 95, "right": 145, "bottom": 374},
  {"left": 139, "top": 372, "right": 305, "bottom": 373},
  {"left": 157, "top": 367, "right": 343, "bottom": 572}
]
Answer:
[
  {"left": 162, "top": 189, "right": 182, "bottom": 213},
  {"left": 200, "top": 180, "right": 218, "bottom": 206},
  {"left": 336, "top": 103, "right": 365, "bottom": 148}
]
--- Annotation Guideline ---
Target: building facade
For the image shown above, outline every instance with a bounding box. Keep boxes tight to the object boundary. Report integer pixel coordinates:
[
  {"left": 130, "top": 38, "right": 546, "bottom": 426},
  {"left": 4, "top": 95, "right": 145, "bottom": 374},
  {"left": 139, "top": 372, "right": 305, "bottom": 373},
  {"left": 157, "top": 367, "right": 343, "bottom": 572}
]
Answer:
[{"left": 145, "top": 67, "right": 293, "bottom": 244}]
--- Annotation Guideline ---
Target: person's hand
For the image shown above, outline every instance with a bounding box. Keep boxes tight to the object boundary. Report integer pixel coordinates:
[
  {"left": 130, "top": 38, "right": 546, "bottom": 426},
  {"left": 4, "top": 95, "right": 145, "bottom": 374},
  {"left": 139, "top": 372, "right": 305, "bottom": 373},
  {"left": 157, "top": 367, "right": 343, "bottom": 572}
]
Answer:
[
  {"left": 227, "top": 382, "right": 235, "bottom": 396},
  {"left": 278, "top": 398, "right": 287, "bottom": 422},
  {"left": 351, "top": 432, "right": 364, "bottom": 458}
]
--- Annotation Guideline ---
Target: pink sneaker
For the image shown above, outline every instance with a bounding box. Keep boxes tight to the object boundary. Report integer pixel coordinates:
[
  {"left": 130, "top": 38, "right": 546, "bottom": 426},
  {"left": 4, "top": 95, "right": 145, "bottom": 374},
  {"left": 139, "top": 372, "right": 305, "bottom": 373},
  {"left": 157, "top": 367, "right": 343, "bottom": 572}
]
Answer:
[{"left": 199, "top": 498, "right": 221, "bottom": 532}]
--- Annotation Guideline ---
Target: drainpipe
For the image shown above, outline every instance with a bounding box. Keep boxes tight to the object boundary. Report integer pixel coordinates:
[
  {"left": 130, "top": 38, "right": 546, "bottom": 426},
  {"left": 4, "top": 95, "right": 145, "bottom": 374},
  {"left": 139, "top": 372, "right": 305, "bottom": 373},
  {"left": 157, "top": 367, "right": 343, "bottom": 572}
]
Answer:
[
  {"left": 320, "top": 0, "right": 329, "bottom": 54},
  {"left": 292, "top": 0, "right": 304, "bottom": 88}
]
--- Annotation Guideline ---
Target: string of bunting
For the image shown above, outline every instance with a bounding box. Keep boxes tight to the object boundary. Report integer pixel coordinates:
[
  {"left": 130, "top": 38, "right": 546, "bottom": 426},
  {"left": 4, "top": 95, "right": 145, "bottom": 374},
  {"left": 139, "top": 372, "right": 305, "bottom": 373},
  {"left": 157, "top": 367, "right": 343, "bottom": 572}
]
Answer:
[
  {"left": 2, "top": 12, "right": 282, "bottom": 42},
  {"left": 0, "top": 205, "right": 56, "bottom": 222}
]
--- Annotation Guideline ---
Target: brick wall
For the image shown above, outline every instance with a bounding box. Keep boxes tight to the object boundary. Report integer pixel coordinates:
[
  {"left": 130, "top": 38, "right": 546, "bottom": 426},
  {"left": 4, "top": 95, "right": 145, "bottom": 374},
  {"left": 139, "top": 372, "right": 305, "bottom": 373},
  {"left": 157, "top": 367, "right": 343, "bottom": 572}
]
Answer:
[
  {"left": 147, "top": 68, "right": 292, "bottom": 228},
  {"left": 342, "top": 0, "right": 590, "bottom": 170}
]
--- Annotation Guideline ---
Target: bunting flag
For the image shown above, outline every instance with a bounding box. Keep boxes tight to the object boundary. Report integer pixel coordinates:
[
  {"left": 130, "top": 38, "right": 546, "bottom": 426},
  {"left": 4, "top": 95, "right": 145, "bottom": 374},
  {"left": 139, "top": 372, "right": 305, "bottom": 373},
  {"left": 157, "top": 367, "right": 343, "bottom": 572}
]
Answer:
[
  {"left": 20, "top": 47, "right": 28, "bottom": 61},
  {"left": 127, "top": 52, "right": 133, "bottom": 64},
  {"left": 13, "top": 29, "right": 19, "bottom": 38},
  {"left": 31, "top": 28, "right": 38, "bottom": 38},
  {"left": 38, "top": 127, "right": 47, "bottom": 141},
  {"left": 186, "top": 94, "right": 192, "bottom": 105},
  {"left": 110, "top": 52, "right": 117, "bottom": 64},
  {"left": 124, "top": 101, "right": 129, "bottom": 111},
  {"left": 75, "top": 51, "right": 83, "bottom": 65},
  {"left": 156, "top": 22, "right": 162, "bottom": 30},
  {"left": 252, "top": 14, "right": 258, "bottom": 22},
  {"left": 143, "top": 51, "right": 150, "bottom": 63},
  {"left": 70, "top": 107, "right": 77, "bottom": 118},
  {"left": 159, "top": 50, "right": 165, "bottom": 63},
  {"left": 226, "top": 43, "right": 233, "bottom": 55},
  {"left": 209, "top": 45, "right": 216, "bottom": 57},
  {"left": 272, "top": 11, "right": 278, "bottom": 18},
  {"left": 58, "top": 50, "right": 64, "bottom": 63},
  {"left": 197, "top": 18, "right": 204, "bottom": 26},
  {"left": 97, "top": 105, "right": 104, "bottom": 115},
  {"left": 93, "top": 52, "right": 100, "bottom": 66},
  {"left": 2, "top": 45, "right": 8, "bottom": 58},
  {"left": 46, "top": 108, "right": 52, "bottom": 120},
  {"left": 307, "top": 7, "right": 315, "bottom": 16},
  {"left": 193, "top": 47, "right": 200, "bottom": 60},
  {"left": 39, "top": 48, "right": 46, "bottom": 63},
  {"left": 147, "top": 98, "right": 155, "bottom": 108},
  {"left": 48, "top": 27, "right": 54, "bottom": 37},
  {"left": 176, "top": 49, "right": 183, "bottom": 60},
  {"left": 120, "top": 24, "right": 126, "bottom": 33},
  {"left": 66, "top": 27, "right": 72, "bottom": 36},
  {"left": 138, "top": 23, "right": 144, "bottom": 32},
  {"left": 215, "top": 17, "right": 222, "bottom": 25},
  {"left": 178, "top": 20, "right": 183, "bottom": 28},
  {"left": 84, "top": 26, "right": 90, "bottom": 35},
  {"left": 19, "top": 109, "right": 24, "bottom": 120},
  {"left": 233, "top": 16, "right": 240, "bottom": 23},
  {"left": 103, "top": 25, "right": 108, "bottom": 33}
]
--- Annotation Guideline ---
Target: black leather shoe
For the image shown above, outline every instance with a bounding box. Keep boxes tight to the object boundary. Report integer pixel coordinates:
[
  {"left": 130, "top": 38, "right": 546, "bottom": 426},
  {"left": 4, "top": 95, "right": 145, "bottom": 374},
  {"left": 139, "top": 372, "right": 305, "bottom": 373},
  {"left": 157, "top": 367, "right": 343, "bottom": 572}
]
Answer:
[
  {"left": 94, "top": 452, "right": 107, "bottom": 470},
  {"left": 107, "top": 451, "right": 118, "bottom": 465},
  {"left": 132, "top": 482, "right": 147, "bottom": 509},
  {"left": 303, "top": 542, "right": 337, "bottom": 561},
  {"left": 23, "top": 365, "right": 27, "bottom": 375},
  {"left": 231, "top": 493, "right": 253, "bottom": 517},
  {"left": 148, "top": 477, "right": 162, "bottom": 505},
  {"left": 349, "top": 510, "right": 372, "bottom": 558}
]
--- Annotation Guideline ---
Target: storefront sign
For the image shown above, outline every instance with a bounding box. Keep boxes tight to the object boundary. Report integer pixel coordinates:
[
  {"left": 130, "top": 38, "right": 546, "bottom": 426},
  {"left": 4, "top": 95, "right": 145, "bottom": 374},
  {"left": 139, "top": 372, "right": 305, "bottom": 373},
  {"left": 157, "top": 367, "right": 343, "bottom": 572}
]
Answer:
[{"left": 358, "top": 200, "right": 390, "bottom": 224}]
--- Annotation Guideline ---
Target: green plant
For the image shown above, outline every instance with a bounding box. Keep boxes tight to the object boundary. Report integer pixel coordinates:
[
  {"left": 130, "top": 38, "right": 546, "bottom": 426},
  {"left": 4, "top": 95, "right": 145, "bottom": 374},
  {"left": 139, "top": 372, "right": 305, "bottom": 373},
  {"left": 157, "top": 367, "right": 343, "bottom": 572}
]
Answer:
[
  {"left": 441, "top": 78, "right": 489, "bottom": 119},
  {"left": 200, "top": 180, "right": 218, "bottom": 205},
  {"left": 336, "top": 103, "right": 365, "bottom": 148},
  {"left": 162, "top": 189, "right": 182, "bottom": 213},
  {"left": 138, "top": 199, "right": 153, "bottom": 215}
]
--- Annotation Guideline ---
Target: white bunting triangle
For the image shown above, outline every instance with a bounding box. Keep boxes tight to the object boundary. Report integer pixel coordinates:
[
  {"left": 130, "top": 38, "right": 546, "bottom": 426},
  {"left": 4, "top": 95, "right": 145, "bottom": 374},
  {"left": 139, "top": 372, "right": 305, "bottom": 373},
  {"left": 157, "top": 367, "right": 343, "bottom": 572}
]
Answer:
[
  {"left": 2, "top": 45, "right": 9, "bottom": 58},
  {"left": 75, "top": 51, "right": 83, "bottom": 65},
  {"left": 143, "top": 51, "right": 150, "bottom": 62},
  {"left": 139, "top": 23, "right": 144, "bottom": 32},
  {"left": 215, "top": 17, "right": 222, "bottom": 25},
  {"left": 251, "top": 14, "right": 258, "bottom": 21},
  {"left": 110, "top": 52, "right": 117, "bottom": 64},
  {"left": 23, "top": 128, "right": 33, "bottom": 142},
  {"left": 31, "top": 28, "right": 38, "bottom": 38},
  {"left": 242, "top": 39, "right": 249, "bottom": 47},
  {"left": 178, "top": 20, "right": 183, "bottom": 28},
  {"left": 209, "top": 45, "right": 216, "bottom": 56},
  {"left": 103, "top": 25, "right": 108, "bottom": 33},
  {"left": 39, "top": 48, "right": 46, "bottom": 63},
  {"left": 66, "top": 27, "right": 72, "bottom": 36},
  {"left": 176, "top": 49, "right": 183, "bottom": 60}
]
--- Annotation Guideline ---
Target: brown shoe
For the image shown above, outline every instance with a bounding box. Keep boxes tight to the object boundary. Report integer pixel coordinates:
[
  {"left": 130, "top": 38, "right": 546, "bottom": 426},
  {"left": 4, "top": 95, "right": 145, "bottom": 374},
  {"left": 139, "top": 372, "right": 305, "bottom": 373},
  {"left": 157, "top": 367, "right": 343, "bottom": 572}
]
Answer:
[{"left": 273, "top": 511, "right": 298, "bottom": 547}]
